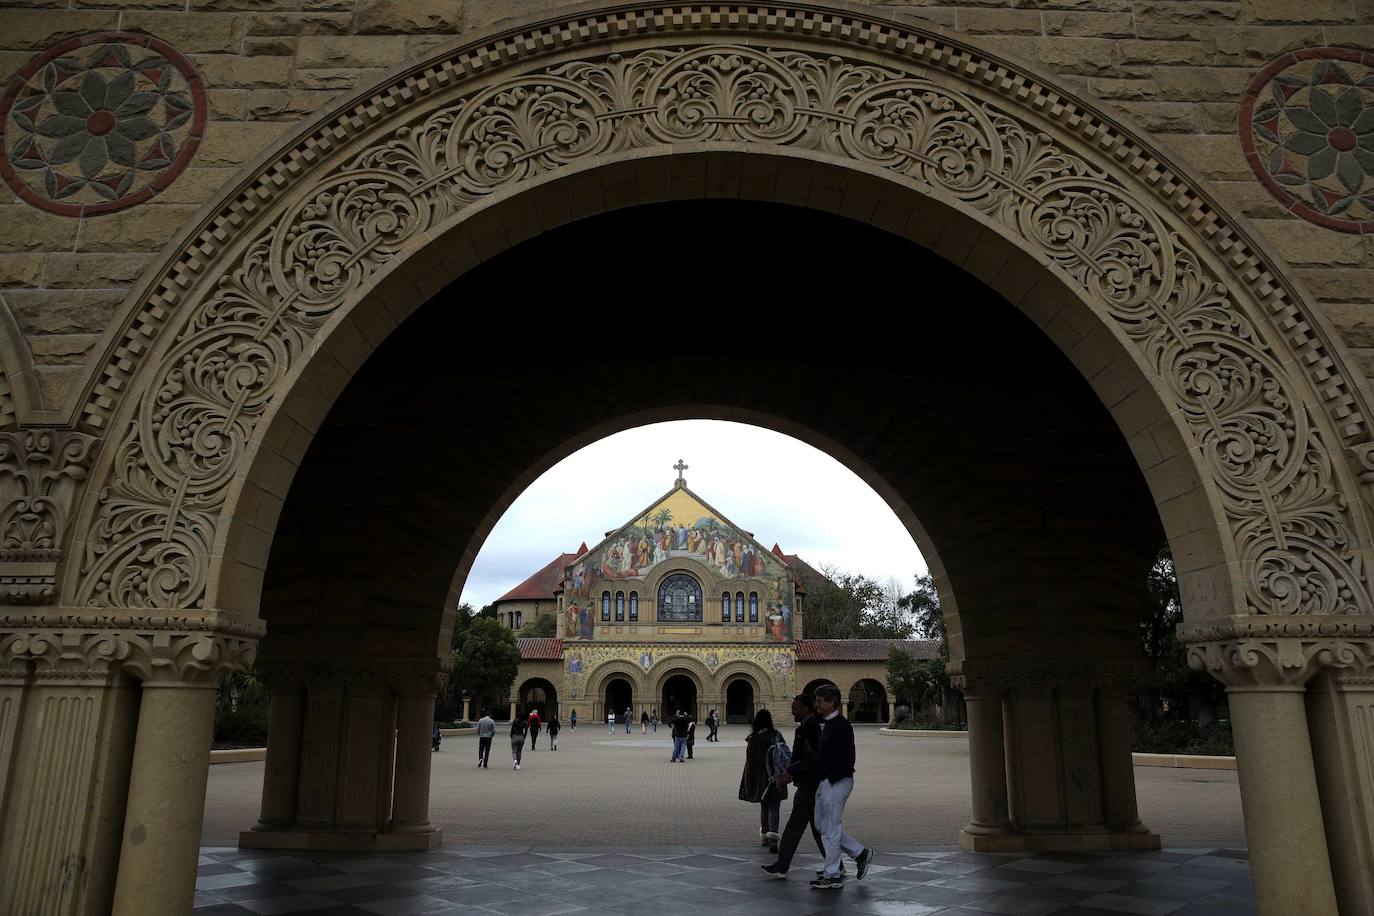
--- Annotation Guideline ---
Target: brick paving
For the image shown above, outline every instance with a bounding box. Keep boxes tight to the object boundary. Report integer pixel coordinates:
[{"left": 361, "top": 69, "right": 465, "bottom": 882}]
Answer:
[{"left": 203, "top": 726, "right": 1247, "bottom": 849}]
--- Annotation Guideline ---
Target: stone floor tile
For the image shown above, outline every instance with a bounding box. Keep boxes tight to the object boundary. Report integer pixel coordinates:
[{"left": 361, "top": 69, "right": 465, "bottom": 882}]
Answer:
[
  {"left": 287, "top": 875, "right": 383, "bottom": 893},
  {"left": 193, "top": 906, "right": 256, "bottom": 916},
  {"left": 1034, "top": 874, "right": 1130, "bottom": 894},
  {"left": 1073, "top": 894, "right": 1188, "bottom": 915},
  {"left": 958, "top": 895, "right": 1066, "bottom": 915},
  {"left": 239, "top": 894, "right": 344, "bottom": 915},
  {"left": 849, "top": 900, "right": 949, "bottom": 916},
  {"left": 930, "top": 875, "right": 1031, "bottom": 893},
  {"left": 199, "top": 872, "right": 275, "bottom": 891},
  {"left": 355, "top": 895, "right": 467, "bottom": 915}
]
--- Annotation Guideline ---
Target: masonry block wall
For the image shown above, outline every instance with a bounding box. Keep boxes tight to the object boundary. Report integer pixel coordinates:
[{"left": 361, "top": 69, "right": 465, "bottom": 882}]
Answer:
[{"left": 0, "top": 0, "right": 1371, "bottom": 422}]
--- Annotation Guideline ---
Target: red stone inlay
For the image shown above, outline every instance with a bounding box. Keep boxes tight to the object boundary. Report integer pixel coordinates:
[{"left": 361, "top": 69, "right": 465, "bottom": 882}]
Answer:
[
  {"left": 1239, "top": 46, "right": 1374, "bottom": 235},
  {"left": 0, "top": 30, "right": 207, "bottom": 217}
]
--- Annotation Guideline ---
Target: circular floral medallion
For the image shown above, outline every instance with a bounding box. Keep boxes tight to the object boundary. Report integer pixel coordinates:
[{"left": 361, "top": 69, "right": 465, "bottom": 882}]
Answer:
[
  {"left": 0, "top": 31, "right": 206, "bottom": 217},
  {"left": 1241, "top": 47, "right": 1374, "bottom": 233}
]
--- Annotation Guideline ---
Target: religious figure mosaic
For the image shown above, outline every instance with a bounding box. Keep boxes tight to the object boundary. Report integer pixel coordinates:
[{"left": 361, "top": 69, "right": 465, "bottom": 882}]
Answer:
[{"left": 0, "top": 31, "right": 205, "bottom": 216}]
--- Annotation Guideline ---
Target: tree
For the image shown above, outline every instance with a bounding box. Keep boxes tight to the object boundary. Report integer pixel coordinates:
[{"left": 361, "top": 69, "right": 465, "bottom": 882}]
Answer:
[
  {"left": 518, "top": 613, "right": 558, "bottom": 638},
  {"left": 802, "top": 566, "right": 915, "bottom": 639},
  {"left": 451, "top": 617, "right": 521, "bottom": 718},
  {"left": 903, "top": 575, "right": 946, "bottom": 654},
  {"left": 1135, "top": 546, "right": 1226, "bottom": 736}
]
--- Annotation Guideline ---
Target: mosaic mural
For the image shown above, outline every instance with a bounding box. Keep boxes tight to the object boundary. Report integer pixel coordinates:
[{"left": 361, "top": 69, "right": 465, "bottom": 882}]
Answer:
[{"left": 561, "top": 643, "right": 796, "bottom": 700}]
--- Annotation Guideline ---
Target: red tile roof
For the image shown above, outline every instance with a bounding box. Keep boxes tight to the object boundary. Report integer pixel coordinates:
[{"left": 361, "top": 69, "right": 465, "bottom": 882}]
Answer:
[
  {"left": 496, "top": 543, "right": 588, "bottom": 602},
  {"left": 518, "top": 638, "right": 563, "bottom": 661},
  {"left": 794, "top": 639, "right": 940, "bottom": 662}
]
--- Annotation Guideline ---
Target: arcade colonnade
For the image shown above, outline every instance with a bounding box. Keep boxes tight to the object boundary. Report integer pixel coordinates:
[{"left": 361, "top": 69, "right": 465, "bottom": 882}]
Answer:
[{"left": 0, "top": 5, "right": 1372, "bottom": 916}]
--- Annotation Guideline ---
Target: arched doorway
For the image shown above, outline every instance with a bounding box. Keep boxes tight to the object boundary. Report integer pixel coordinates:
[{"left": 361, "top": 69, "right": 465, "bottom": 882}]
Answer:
[
  {"left": 848, "top": 680, "right": 889, "bottom": 723},
  {"left": 519, "top": 679, "right": 558, "bottom": 721},
  {"left": 604, "top": 678, "right": 633, "bottom": 724},
  {"left": 11, "top": 5, "right": 1371, "bottom": 912},
  {"left": 725, "top": 679, "right": 754, "bottom": 724},
  {"left": 661, "top": 674, "right": 698, "bottom": 722}
]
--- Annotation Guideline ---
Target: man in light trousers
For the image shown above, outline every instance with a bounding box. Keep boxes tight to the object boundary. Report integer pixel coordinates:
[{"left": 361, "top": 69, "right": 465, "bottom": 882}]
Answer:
[{"left": 809, "top": 684, "right": 874, "bottom": 890}]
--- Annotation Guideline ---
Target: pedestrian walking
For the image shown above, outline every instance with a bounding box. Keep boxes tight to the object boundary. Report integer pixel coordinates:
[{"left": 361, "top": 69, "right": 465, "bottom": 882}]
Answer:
[
  {"left": 686, "top": 716, "right": 696, "bottom": 759},
  {"left": 607, "top": 710, "right": 615, "bottom": 734},
  {"left": 739, "top": 708, "right": 788, "bottom": 853},
  {"left": 548, "top": 715, "right": 561, "bottom": 751},
  {"left": 476, "top": 709, "right": 496, "bottom": 768},
  {"left": 641, "top": 709, "right": 650, "bottom": 734},
  {"left": 759, "top": 693, "right": 830, "bottom": 880},
  {"left": 570, "top": 709, "right": 577, "bottom": 730},
  {"left": 510, "top": 715, "right": 528, "bottom": 770},
  {"left": 670, "top": 710, "right": 690, "bottom": 762},
  {"left": 708, "top": 709, "right": 720, "bottom": 742},
  {"left": 808, "top": 684, "right": 874, "bottom": 889},
  {"left": 651, "top": 710, "right": 659, "bottom": 733},
  {"left": 528, "top": 708, "right": 542, "bottom": 751},
  {"left": 625, "top": 707, "right": 633, "bottom": 734}
]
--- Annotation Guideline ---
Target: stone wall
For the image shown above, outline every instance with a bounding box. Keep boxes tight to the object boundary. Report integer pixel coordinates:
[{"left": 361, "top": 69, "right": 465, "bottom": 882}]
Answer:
[{"left": 1, "top": 0, "right": 1371, "bottom": 423}]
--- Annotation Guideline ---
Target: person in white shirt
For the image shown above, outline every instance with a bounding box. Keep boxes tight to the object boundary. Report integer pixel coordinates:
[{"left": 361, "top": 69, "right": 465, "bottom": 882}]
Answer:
[{"left": 607, "top": 710, "right": 616, "bottom": 734}]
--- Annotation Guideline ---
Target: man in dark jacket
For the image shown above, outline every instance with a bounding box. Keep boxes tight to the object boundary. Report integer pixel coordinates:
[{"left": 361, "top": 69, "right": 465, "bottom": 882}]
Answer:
[
  {"left": 670, "top": 710, "right": 690, "bottom": 762},
  {"left": 760, "top": 693, "right": 829, "bottom": 879},
  {"left": 809, "top": 684, "right": 873, "bottom": 889}
]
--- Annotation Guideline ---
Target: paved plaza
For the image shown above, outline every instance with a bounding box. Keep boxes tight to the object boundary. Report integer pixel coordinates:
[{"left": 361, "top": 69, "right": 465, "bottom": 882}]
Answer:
[
  {"left": 195, "top": 727, "right": 1251, "bottom": 914},
  {"left": 203, "top": 726, "right": 1246, "bottom": 849}
]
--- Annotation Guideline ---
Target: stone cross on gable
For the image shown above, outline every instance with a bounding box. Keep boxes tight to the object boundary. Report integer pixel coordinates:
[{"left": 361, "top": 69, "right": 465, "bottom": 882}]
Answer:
[{"left": 674, "top": 459, "right": 688, "bottom": 487}]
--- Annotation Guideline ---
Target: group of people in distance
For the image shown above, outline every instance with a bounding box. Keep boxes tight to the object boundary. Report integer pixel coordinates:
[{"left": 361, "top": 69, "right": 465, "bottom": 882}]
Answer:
[
  {"left": 473, "top": 707, "right": 561, "bottom": 770},
  {"left": 739, "top": 684, "right": 873, "bottom": 890}
]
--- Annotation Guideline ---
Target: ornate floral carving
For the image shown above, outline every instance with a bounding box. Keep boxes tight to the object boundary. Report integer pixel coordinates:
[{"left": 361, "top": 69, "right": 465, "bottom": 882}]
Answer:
[
  {"left": 68, "top": 15, "right": 1374, "bottom": 622},
  {"left": 0, "top": 611, "right": 262, "bottom": 685},
  {"left": 1240, "top": 48, "right": 1374, "bottom": 234},
  {"left": 0, "top": 31, "right": 206, "bottom": 217},
  {"left": 0, "top": 430, "right": 97, "bottom": 605},
  {"left": 1179, "top": 614, "right": 1374, "bottom": 688}
]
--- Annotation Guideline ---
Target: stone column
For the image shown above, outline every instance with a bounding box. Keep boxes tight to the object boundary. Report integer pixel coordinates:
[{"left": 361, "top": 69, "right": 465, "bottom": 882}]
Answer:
[
  {"left": 1, "top": 611, "right": 259, "bottom": 916},
  {"left": 251, "top": 666, "right": 305, "bottom": 831},
  {"left": 111, "top": 683, "right": 218, "bottom": 916},
  {"left": 390, "top": 672, "right": 444, "bottom": 843},
  {"left": 958, "top": 687, "right": 1011, "bottom": 847},
  {"left": 1307, "top": 668, "right": 1374, "bottom": 916},
  {"left": 1180, "top": 616, "right": 1371, "bottom": 916},
  {"left": 1096, "top": 684, "right": 1145, "bottom": 833}
]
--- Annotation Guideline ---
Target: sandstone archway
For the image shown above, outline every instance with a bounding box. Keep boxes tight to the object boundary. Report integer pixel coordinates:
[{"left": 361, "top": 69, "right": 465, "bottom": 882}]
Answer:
[{"left": 3, "top": 5, "right": 1373, "bottom": 915}]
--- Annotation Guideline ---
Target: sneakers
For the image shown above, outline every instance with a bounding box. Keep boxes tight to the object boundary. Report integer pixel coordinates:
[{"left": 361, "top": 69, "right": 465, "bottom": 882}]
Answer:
[
  {"left": 809, "top": 876, "right": 844, "bottom": 890},
  {"left": 766, "top": 832, "right": 780, "bottom": 854},
  {"left": 759, "top": 830, "right": 769, "bottom": 847},
  {"left": 760, "top": 864, "right": 787, "bottom": 879},
  {"left": 855, "top": 848, "right": 875, "bottom": 881},
  {"left": 815, "top": 863, "right": 846, "bottom": 879}
]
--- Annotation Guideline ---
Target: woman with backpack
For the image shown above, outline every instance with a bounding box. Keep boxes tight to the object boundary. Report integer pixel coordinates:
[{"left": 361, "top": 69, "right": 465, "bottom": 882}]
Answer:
[{"left": 738, "top": 708, "right": 788, "bottom": 853}]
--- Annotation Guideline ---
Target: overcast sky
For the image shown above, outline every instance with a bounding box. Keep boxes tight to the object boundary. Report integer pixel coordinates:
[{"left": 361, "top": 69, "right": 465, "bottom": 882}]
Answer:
[{"left": 458, "top": 420, "right": 928, "bottom": 610}]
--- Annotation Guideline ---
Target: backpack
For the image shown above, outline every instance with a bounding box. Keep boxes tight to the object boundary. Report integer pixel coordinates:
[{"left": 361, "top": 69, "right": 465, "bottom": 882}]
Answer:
[{"left": 766, "top": 730, "right": 792, "bottom": 779}]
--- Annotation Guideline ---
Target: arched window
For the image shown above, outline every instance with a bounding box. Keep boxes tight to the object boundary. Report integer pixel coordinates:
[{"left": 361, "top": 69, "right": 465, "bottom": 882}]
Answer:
[
  {"left": 616, "top": 591, "right": 625, "bottom": 621},
  {"left": 657, "top": 573, "right": 704, "bottom": 622},
  {"left": 601, "top": 591, "right": 611, "bottom": 621},
  {"left": 515, "top": 611, "right": 523, "bottom": 629},
  {"left": 629, "top": 592, "right": 639, "bottom": 621},
  {"left": 749, "top": 592, "right": 759, "bottom": 622},
  {"left": 722, "top": 592, "right": 731, "bottom": 622},
  {"left": 735, "top": 592, "right": 745, "bottom": 622}
]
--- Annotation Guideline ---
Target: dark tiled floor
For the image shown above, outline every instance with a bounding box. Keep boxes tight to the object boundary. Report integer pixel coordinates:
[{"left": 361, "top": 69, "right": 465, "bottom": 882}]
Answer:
[{"left": 193, "top": 845, "right": 1253, "bottom": 915}]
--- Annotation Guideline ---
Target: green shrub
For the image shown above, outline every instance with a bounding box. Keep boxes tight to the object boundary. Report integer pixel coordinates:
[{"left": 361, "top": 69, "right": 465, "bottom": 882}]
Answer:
[{"left": 214, "top": 702, "right": 269, "bottom": 747}]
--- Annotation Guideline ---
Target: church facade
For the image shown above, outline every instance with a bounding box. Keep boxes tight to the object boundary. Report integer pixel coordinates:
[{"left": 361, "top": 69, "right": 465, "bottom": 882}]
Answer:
[{"left": 489, "top": 466, "right": 935, "bottom": 725}]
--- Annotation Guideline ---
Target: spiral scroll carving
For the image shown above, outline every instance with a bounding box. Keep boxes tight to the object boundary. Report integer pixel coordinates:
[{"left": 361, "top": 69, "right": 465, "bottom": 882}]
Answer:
[{"left": 68, "top": 38, "right": 1372, "bottom": 618}]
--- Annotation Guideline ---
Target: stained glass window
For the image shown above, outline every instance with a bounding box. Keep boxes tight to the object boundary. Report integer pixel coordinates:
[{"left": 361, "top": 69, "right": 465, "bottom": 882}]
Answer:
[
  {"left": 630, "top": 592, "right": 639, "bottom": 621},
  {"left": 721, "top": 592, "right": 731, "bottom": 622},
  {"left": 658, "top": 573, "right": 703, "bottom": 622},
  {"left": 616, "top": 591, "right": 625, "bottom": 621},
  {"left": 735, "top": 592, "right": 744, "bottom": 622},
  {"left": 601, "top": 592, "right": 611, "bottom": 621},
  {"left": 749, "top": 592, "right": 759, "bottom": 622}
]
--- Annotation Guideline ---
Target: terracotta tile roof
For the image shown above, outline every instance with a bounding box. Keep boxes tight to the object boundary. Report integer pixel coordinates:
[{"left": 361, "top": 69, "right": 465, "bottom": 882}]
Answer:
[
  {"left": 518, "top": 638, "right": 563, "bottom": 661},
  {"left": 495, "top": 543, "right": 588, "bottom": 602},
  {"left": 771, "top": 545, "right": 827, "bottom": 595},
  {"left": 794, "top": 639, "right": 941, "bottom": 662}
]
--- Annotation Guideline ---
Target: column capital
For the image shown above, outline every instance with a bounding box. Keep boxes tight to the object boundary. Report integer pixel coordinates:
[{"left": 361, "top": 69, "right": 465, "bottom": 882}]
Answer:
[
  {"left": 1178, "top": 615, "right": 1374, "bottom": 690},
  {"left": 0, "top": 608, "right": 262, "bottom": 686},
  {"left": 948, "top": 658, "right": 1144, "bottom": 695}
]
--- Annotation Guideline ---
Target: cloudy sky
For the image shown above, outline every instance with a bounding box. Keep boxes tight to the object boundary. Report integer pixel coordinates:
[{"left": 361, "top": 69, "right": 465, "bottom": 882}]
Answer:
[{"left": 458, "top": 420, "right": 927, "bottom": 610}]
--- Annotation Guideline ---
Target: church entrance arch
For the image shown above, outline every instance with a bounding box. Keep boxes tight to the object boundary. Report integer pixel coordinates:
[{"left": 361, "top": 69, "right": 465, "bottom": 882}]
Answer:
[
  {"left": 661, "top": 673, "right": 699, "bottom": 722},
  {"left": 604, "top": 678, "right": 634, "bottom": 725},
  {"left": 725, "top": 679, "right": 755, "bottom": 724},
  {"left": 803, "top": 679, "right": 837, "bottom": 699},
  {"left": 9, "top": 4, "right": 1373, "bottom": 913}
]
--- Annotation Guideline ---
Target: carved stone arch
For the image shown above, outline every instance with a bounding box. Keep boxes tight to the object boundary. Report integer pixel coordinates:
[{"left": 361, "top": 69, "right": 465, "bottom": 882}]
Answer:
[
  {"left": 585, "top": 661, "right": 647, "bottom": 703},
  {"left": 713, "top": 658, "right": 771, "bottom": 692},
  {"left": 647, "top": 655, "right": 715, "bottom": 698},
  {"left": 50, "top": 0, "right": 1374, "bottom": 653}
]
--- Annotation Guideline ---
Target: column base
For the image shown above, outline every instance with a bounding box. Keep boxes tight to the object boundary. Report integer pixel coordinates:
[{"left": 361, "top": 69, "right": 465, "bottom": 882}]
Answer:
[
  {"left": 958, "top": 826, "right": 1161, "bottom": 852},
  {"left": 238, "top": 828, "right": 443, "bottom": 852}
]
